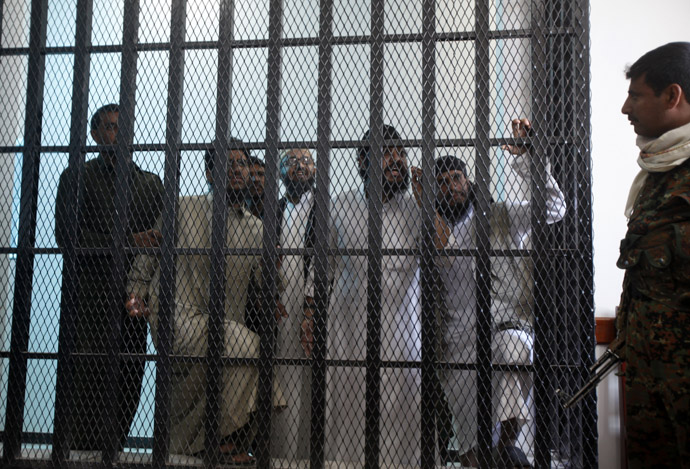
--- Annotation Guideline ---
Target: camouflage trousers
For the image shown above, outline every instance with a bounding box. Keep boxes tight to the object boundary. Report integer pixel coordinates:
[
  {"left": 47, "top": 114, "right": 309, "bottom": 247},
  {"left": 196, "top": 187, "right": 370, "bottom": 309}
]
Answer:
[{"left": 624, "top": 298, "right": 690, "bottom": 469}]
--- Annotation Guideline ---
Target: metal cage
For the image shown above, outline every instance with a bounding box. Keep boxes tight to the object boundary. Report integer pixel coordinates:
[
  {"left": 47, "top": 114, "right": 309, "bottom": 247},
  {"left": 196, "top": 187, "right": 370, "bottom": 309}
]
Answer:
[{"left": 0, "top": 0, "right": 594, "bottom": 467}]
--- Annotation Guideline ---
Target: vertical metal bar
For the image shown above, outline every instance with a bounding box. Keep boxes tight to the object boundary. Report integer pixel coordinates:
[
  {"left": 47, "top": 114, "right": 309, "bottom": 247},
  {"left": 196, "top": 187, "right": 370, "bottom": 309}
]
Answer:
[
  {"left": 205, "top": 153, "right": 229, "bottom": 467},
  {"left": 474, "top": 0, "right": 494, "bottom": 466},
  {"left": 365, "top": 0, "right": 384, "bottom": 466},
  {"left": 552, "top": 8, "right": 574, "bottom": 462},
  {"left": 573, "top": 1, "right": 596, "bottom": 466},
  {"left": 530, "top": 0, "right": 555, "bottom": 467},
  {"left": 104, "top": 0, "right": 140, "bottom": 463},
  {"left": 51, "top": 0, "right": 94, "bottom": 463},
  {"left": 1, "top": 0, "right": 48, "bottom": 462},
  {"left": 204, "top": 0, "right": 234, "bottom": 463},
  {"left": 151, "top": 0, "right": 187, "bottom": 466},
  {"left": 310, "top": 0, "right": 333, "bottom": 465},
  {"left": 256, "top": 0, "right": 283, "bottom": 466},
  {"left": 419, "top": 0, "right": 437, "bottom": 467},
  {"left": 0, "top": 0, "right": 4, "bottom": 47}
]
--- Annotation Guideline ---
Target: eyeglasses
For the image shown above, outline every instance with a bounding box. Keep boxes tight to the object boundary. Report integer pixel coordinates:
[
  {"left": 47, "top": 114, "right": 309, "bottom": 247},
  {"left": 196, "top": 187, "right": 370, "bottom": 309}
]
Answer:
[{"left": 285, "top": 156, "right": 313, "bottom": 167}]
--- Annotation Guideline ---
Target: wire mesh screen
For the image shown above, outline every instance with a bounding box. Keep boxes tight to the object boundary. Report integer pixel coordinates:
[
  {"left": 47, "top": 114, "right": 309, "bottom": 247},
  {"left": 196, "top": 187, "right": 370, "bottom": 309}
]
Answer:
[{"left": 0, "top": 0, "right": 595, "bottom": 467}]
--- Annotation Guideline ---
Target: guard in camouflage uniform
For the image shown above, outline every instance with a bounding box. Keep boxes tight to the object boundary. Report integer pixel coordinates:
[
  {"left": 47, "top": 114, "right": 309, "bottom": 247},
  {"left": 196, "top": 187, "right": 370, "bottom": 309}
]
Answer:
[
  {"left": 616, "top": 42, "right": 690, "bottom": 468},
  {"left": 55, "top": 104, "right": 164, "bottom": 451}
]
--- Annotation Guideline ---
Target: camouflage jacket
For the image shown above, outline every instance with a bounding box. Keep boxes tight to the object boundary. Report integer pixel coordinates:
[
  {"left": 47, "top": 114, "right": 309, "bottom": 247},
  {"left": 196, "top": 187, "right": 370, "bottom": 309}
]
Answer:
[{"left": 617, "top": 158, "right": 690, "bottom": 333}]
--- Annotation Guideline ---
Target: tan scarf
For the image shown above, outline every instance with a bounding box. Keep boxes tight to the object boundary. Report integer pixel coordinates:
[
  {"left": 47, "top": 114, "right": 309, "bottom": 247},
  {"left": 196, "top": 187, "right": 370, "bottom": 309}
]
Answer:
[{"left": 624, "top": 121, "right": 690, "bottom": 218}]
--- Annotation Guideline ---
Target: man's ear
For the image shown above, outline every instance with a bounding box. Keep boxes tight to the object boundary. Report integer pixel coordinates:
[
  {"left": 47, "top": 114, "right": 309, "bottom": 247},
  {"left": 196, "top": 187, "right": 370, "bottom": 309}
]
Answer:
[
  {"left": 665, "top": 83, "right": 685, "bottom": 109},
  {"left": 90, "top": 128, "right": 100, "bottom": 144},
  {"left": 205, "top": 168, "right": 213, "bottom": 185},
  {"left": 357, "top": 152, "right": 365, "bottom": 170}
]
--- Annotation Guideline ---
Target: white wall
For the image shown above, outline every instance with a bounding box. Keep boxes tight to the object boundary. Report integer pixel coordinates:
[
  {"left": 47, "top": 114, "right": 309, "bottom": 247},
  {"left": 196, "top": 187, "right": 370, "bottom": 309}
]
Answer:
[
  {"left": 590, "top": 1, "right": 690, "bottom": 467},
  {"left": 591, "top": 0, "right": 690, "bottom": 318}
]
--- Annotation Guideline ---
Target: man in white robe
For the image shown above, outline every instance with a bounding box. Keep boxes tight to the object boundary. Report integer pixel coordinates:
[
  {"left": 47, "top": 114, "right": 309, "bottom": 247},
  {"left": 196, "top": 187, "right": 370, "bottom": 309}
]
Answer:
[
  {"left": 435, "top": 119, "right": 566, "bottom": 468},
  {"left": 302, "top": 126, "right": 452, "bottom": 466},
  {"left": 271, "top": 148, "right": 316, "bottom": 461}
]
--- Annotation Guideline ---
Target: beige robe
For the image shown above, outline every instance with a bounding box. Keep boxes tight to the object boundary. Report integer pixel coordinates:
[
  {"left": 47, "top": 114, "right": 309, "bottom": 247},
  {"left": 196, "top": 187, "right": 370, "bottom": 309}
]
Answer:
[{"left": 128, "top": 194, "right": 285, "bottom": 455}]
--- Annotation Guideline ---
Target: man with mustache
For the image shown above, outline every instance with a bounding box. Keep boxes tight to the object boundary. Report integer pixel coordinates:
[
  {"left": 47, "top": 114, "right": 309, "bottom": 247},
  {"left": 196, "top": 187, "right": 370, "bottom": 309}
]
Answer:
[
  {"left": 126, "top": 139, "right": 286, "bottom": 465},
  {"left": 271, "top": 148, "right": 317, "bottom": 460},
  {"left": 302, "top": 125, "right": 451, "bottom": 465},
  {"left": 433, "top": 119, "right": 566, "bottom": 468},
  {"left": 616, "top": 42, "right": 690, "bottom": 468},
  {"left": 54, "top": 103, "right": 164, "bottom": 452}
]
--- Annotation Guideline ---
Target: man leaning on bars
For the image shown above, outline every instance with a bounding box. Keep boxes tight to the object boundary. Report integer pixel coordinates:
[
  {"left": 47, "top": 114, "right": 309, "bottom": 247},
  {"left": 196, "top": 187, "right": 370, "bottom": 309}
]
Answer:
[
  {"left": 125, "top": 139, "right": 286, "bottom": 465},
  {"left": 432, "top": 119, "right": 566, "bottom": 468}
]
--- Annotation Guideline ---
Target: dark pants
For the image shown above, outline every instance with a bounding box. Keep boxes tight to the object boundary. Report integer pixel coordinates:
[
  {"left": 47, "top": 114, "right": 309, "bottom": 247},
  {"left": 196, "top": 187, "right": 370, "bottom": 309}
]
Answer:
[
  {"left": 624, "top": 298, "right": 690, "bottom": 469},
  {"left": 69, "top": 312, "right": 147, "bottom": 451}
]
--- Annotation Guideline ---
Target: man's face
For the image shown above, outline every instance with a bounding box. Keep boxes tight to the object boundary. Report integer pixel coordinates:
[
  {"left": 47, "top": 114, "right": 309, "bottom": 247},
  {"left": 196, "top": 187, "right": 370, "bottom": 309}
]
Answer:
[
  {"left": 360, "top": 145, "right": 409, "bottom": 194},
  {"left": 91, "top": 111, "right": 119, "bottom": 154},
  {"left": 284, "top": 149, "right": 316, "bottom": 185},
  {"left": 249, "top": 163, "right": 265, "bottom": 197},
  {"left": 382, "top": 146, "right": 408, "bottom": 186},
  {"left": 226, "top": 150, "right": 250, "bottom": 192},
  {"left": 436, "top": 169, "right": 470, "bottom": 210},
  {"left": 621, "top": 74, "right": 675, "bottom": 138}
]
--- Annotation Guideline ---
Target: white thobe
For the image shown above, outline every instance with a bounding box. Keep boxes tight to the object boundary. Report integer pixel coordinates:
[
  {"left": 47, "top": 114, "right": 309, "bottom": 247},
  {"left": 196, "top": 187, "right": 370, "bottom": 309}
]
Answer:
[
  {"left": 439, "top": 153, "right": 567, "bottom": 455},
  {"left": 272, "top": 191, "right": 313, "bottom": 460},
  {"left": 309, "top": 188, "right": 430, "bottom": 466}
]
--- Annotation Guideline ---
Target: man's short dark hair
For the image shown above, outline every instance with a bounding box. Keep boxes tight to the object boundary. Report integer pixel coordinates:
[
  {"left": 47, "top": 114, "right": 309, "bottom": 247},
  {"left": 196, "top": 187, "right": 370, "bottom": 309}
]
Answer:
[
  {"left": 626, "top": 42, "right": 690, "bottom": 103},
  {"left": 204, "top": 137, "right": 251, "bottom": 173},
  {"left": 357, "top": 124, "right": 402, "bottom": 179},
  {"left": 90, "top": 103, "right": 119, "bottom": 131}
]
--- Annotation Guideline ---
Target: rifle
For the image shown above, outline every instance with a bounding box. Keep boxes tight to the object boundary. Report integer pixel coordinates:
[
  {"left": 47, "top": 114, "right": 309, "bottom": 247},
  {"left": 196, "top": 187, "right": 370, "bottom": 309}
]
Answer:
[{"left": 556, "top": 336, "right": 624, "bottom": 409}]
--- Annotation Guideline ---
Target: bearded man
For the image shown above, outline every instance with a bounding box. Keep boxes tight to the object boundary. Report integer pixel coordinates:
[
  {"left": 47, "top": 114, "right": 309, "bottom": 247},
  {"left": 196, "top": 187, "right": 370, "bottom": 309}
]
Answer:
[
  {"left": 271, "top": 148, "right": 317, "bottom": 460},
  {"left": 303, "top": 125, "right": 451, "bottom": 465},
  {"left": 432, "top": 119, "right": 566, "bottom": 467}
]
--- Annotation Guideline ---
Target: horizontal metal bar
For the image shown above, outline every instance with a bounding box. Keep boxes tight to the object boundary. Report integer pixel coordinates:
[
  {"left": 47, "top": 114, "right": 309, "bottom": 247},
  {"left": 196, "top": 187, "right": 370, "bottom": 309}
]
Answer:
[
  {"left": 0, "top": 27, "right": 581, "bottom": 57},
  {"left": 0, "top": 454, "right": 211, "bottom": 469},
  {"left": 4, "top": 246, "right": 576, "bottom": 259},
  {"left": 0, "top": 349, "right": 584, "bottom": 372},
  {"left": 0, "top": 136, "right": 573, "bottom": 154}
]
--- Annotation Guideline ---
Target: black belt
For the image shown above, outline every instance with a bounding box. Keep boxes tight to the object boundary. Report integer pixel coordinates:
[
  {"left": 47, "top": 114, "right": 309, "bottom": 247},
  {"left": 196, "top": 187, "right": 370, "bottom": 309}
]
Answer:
[{"left": 496, "top": 320, "right": 533, "bottom": 334}]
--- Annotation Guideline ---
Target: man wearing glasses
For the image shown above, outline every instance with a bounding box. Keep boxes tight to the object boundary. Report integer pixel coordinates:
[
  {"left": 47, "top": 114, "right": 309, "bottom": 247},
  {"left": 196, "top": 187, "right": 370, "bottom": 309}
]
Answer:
[
  {"left": 271, "top": 148, "right": 317, "bottom": 459},
  {"left": 126, "top": 139, "right": 286, "bottom": 465}
]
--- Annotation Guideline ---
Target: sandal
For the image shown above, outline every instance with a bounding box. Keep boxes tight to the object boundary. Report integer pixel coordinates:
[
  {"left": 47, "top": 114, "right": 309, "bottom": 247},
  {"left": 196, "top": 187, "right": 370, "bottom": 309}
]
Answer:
[{"left": 218, "top": 448, "right": 256, "bottom": 467}]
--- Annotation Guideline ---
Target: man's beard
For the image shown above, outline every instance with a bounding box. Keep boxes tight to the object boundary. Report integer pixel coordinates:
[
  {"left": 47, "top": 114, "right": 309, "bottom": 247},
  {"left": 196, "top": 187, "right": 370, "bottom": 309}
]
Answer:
[
  {"left": 438, "top": 198, "right": 472, "bottom": 224},
  {"left": 378, "top": 162, "right": 410, "bottom": 197},
  {"left": 437, "top": 186, "right": 473, "bottom": 224},
  {"left": 382, "top": 175, "right": 410, "bottom": 196},
  {"left": 285, "top": 176, "right": 315, "bottom": 199}
]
